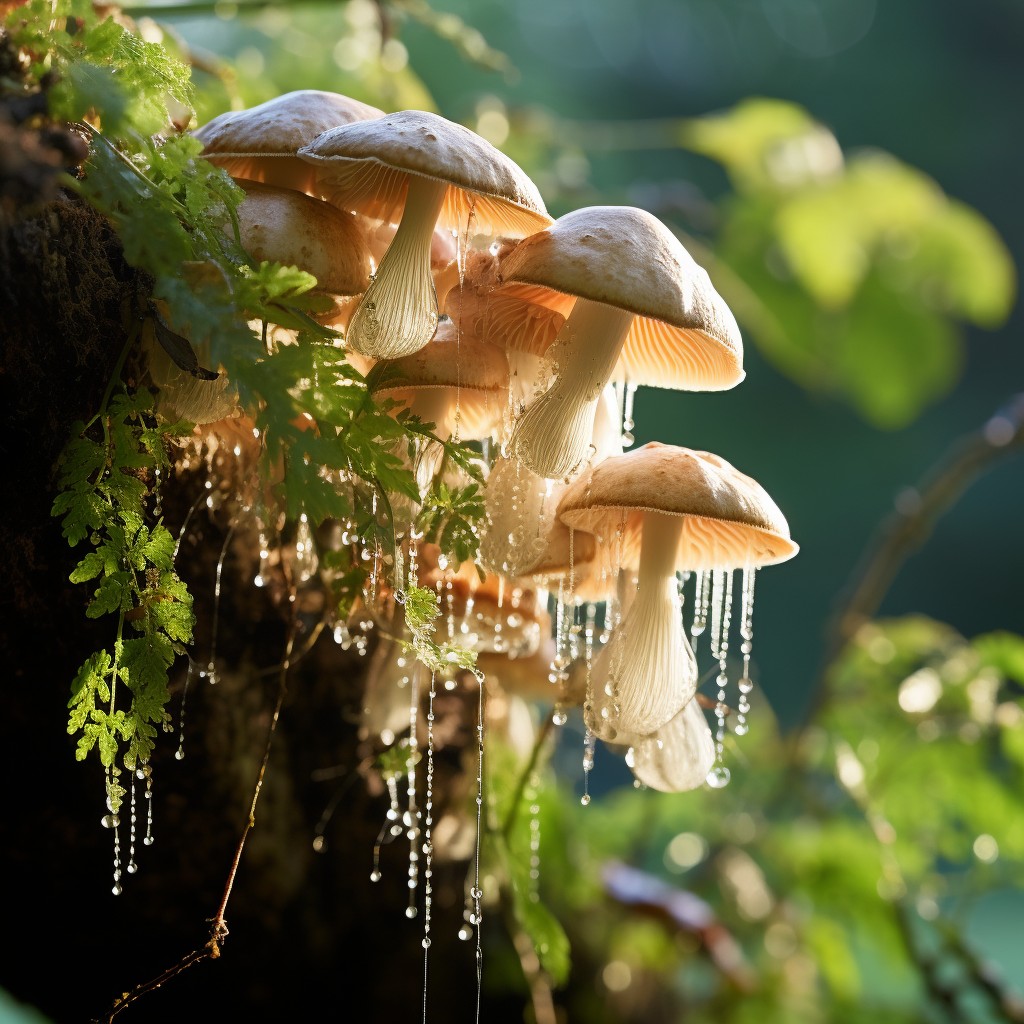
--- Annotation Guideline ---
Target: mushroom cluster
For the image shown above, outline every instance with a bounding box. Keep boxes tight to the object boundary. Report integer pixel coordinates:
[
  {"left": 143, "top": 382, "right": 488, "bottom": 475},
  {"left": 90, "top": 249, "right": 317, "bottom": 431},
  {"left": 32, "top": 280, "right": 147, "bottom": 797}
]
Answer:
[{"left": 184, "top": 89, "right": 798, "bottom": 812}]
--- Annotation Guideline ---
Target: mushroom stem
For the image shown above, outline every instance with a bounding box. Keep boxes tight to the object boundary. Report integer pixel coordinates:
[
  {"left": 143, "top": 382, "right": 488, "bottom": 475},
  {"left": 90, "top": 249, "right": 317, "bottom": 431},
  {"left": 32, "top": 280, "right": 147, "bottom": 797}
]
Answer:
[
  {"left": 510, "top": 298, "right": 633, "bottom": 479},
  {"left": 628, "top": 698, "right": 714, "bottom": 792},
  {"left": 347, "top": 175, "right": 448, "bottom": 359},
  {"left": 589, "top": 511, "right": 697, "bottom": 738}
]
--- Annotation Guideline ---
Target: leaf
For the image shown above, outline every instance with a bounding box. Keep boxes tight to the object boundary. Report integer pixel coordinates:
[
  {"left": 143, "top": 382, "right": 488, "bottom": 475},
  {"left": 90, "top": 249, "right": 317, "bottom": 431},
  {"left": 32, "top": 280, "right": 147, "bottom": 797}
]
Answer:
[
  {"left": 973, "top": 631, "right": 1024, "bottom": 686},
  {"left": 87, "top": 572, "right": 131, "bottom": 618},
  {"left": 678, "top": 97, "right": 834, "bottom": 194},
  {"left": 70, "top": 551, "right": 105, "bottom": 583}
]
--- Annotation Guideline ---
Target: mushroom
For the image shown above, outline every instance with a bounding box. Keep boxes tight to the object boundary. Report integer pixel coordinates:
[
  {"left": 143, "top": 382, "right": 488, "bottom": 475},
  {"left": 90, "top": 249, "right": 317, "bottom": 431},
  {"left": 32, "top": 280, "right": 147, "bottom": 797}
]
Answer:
[
  {"left": 557, "top": 442, "right": 797, "bottom": 739},
  {"left": 481, "top": 384, "right": 621, "bottom": 579},
  {"left": 371, "top": 319, "right": 509, "bottom": 476},
  {"left": 192, "top": 89, "right": 384, "bottom": 194},
  {"left": 298, "top": 110, "right": 551, "bottom": 360},
  {"left": 499, "top": 206, "right": 744, "bottom": 479},
  {"left": 235, "top": 181, "right": 373, "bottom": 321},
  {"left": 445, "top": 243, "right": 566, "bottom": 413},
  {"left": 627, "top": 699, "right": 717, "bottom": 793}
]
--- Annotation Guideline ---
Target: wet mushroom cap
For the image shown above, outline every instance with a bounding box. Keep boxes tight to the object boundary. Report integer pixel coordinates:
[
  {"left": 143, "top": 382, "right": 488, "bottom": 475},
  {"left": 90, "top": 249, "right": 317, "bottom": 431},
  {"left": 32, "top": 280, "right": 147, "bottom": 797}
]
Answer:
[
  {"left": 498, "top": 206, "right": 744, "bottom": 390},
  {"left": 236, "top": 181, "right": 373, "bottom": 296},
  {"left": 193, "top": 89, "right": 385, "bottom": 194},
  {"left": 558, "top": 442, "right": 798, "bottom": 569},
  {"left": 298, "top": 109, "right": 552, "bottom": 235},
  {"left": 370, "top": 319, "right": 510, "bottom": 438},
  {"left": 446, "top": 246, "right": 567, "bottom": 357}
]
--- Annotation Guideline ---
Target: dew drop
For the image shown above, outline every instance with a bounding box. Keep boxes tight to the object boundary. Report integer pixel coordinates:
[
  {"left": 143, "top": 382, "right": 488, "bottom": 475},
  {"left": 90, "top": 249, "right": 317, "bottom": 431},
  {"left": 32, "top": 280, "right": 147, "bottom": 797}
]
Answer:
[
  {"left": 405, "top": 905, "right": 418, "bottom": 919},
  {"left": 421, "top": 937, "right": 432, "bottom": 949},
  {"left": 143, "top": 836, "right": 154, "bottom": 846},
  {"left": 706, "top": 766, "right": 732, "bottom": 789},
  {"left": 370, "top": 869, "right": 382, "bottom": 883},
  {"left": 580, "top": 793, "right": 591, "bottom": 806},
  {"left": 112, "top": 884, "right": 123, "bottom": 896}
]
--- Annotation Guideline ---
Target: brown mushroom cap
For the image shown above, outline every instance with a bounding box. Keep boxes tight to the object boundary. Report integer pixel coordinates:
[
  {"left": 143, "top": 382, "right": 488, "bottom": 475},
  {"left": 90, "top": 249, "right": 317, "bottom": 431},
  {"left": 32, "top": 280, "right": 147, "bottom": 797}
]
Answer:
[
  {"left": 371, "top": 319, "right": 509, "bottom": 439},
  {"left": 497, "top": 206, "right": 744, "bottom": 390},
  {"left": 298, "top": 110, "right": 552, "bottom": 236},
  {"left": 193, "top": 90, "right": 385, "bottom": 194},
  {"left": 236, "top": 181, "right": 372, "bottom": 297},
  {"left": 558, "top": 442, "right": 798, "bottom": 569}
]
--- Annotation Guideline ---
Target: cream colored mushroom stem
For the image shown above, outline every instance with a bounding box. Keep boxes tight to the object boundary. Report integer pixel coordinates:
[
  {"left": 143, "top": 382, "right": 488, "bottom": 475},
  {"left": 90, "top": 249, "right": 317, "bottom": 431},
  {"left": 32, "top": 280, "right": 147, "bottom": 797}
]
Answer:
[
  {"left": 510, "top": 298, "right": 632, "bottom": 479},
  {"left": 347, "top": 176, "right": 448, "bottom": 359},
  {"left": 591, "top": 511, "right": 697, "bottom": 737}
]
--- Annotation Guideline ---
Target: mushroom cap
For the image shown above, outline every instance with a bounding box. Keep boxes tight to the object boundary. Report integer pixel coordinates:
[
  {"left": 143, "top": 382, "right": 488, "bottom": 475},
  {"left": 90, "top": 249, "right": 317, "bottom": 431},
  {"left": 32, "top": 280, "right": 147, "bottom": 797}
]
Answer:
[
  {"left": 298, "top": 110, "right": 552, "bottom": 236},
  {"left": 445, "top": 245, "right": 566, "bottom": 357},
  {"left": 371, "top": 319, "right": 509, "bottom": 439},
  {"left": 497, "top": 206, "right": 744, "bottom": 390},
  {"left": 558, "top": 442, "right": 798, "bottom": 569},
  {"left": 193, "top": 90, "right": 385, "bottom": 194},
  {"left": 236, "top": 181, "right": 372, "bottom": 296}
]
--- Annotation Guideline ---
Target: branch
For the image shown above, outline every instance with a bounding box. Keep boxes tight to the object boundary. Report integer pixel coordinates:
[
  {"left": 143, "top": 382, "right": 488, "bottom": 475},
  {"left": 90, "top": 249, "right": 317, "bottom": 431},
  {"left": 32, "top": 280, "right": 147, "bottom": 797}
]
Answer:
[{"left": 805, "top": 393, "right": 1024, "bottom": 725}]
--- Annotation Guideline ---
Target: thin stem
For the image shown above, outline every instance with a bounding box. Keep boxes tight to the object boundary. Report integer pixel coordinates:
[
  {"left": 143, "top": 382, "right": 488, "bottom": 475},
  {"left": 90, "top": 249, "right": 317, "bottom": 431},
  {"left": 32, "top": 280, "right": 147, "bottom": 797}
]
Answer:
[
  {"left": 801, "top": 393, "right": 1024, "bottom": 730},
  {"left": 501, "top": 715, "right": 555, "bottom": 841},
  {"left": 209, "top": 605, "right": 297, "bottom": 937}
]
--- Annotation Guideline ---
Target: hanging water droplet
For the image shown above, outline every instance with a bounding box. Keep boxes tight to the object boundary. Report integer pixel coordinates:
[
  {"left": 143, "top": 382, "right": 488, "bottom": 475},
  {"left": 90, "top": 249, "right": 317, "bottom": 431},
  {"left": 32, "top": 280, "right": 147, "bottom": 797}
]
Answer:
[
  {"left": 580, "top": 793, "right": 591, "bottom": 806},
  {"left": 101, "top": 814, "right": 119, "bottom": 829},
  {"left": 112, "top": 883, "right": 123, "bottom": 896},
  {"left": 706, "top": 766, "right": 732, "bottom": 789},
  {"left": 405, "top": 906, "right": 418, "bottom": 919},
  {"left": 370, "top": 869, "right": 382, "bottom": 883},
  {"left": 738, "top": 676, "right": 754, "bottom": 694},
  {"left": 458, "top": 925, "right": 472, "bottom": 941},
  {"left": 143, "top": 835, "right": 154, "bottom": 846},
  {"left": 126, "top": 861, "right": 137, "bottom": 874},
  {"left": 421, "top": 937, "right": 432, "bottom": 949},
  {"left": 734, "top": 722, "right": 749, "bottom": 737},
  {"left": 552, "top": 708, "right": 568, "bottom": 726}
]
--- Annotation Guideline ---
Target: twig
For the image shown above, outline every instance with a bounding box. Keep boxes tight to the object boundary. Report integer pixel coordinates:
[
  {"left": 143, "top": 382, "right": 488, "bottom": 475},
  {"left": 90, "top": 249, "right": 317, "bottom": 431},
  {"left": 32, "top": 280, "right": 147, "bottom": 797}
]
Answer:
[
  {"left": 803, "top": 393, "right": 1024, "bottom": 728},
  {"left": 99, "top": 602, "right": 298, "bottom": 1021},
  {"left": 501, "top": 714, "right": 554, "bottom": 841}
]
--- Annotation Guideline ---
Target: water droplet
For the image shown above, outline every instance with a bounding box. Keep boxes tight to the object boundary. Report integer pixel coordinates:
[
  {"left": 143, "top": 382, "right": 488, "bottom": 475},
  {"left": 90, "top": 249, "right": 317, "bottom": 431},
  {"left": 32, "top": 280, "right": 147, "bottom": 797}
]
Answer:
[
  {"left": 111, "top": 884, "right": 122, "bottom": 896},
  {"left": 738, "top": 677, "right": 754, "bottom": 694},
  {"left": 580, "top": 794, "right": 591, "bottom": 807},
  {"left": 421, "top": 937, "right": 432, "bottom": 949},
  {"left": 552, "top": 709, "right": 568, "bottom": 726},
  {"left": 370, "top": 869, "right": 382, "bottom": 882},
  {"left": 458, "top": 926, "right": 472, "bottom": 941},
  {"left": 405, "top": 905, "right": 418, "bottom": 919},
  {"left": 126, "top": 861, "right": 137, "bottom": 874},
  {"left": 101, "top": 814, "right": 118, "bottom": 829},
  {"left": 706, "top": 766, "right": 732, "bottom": 789},
  {"left": 734, "top": 722, "right": 749, "bottom": 737},
  {"left": 470, "top": 886, "right": 483, "bottom": 901},
  {"left": 143, "top": 836, "right": 154, "bottom": 846}
]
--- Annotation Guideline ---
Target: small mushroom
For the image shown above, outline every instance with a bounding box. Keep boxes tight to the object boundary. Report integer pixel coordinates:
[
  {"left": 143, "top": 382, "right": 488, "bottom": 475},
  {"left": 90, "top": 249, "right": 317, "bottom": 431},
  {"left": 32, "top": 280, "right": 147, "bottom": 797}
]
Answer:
[
  {"left": 235, "top": 181, "right": 373, "bottom": 320},
  {"left": 500, "top": 206, "right": 744, "bottom": 479},
  {"left": 298, "top": 110, "right": 551, "bottom": 359},
  {"left": 445, "top": 243, "right": 566, "bottom": 412},
  {"left": 558, "top": 442, "right": 796, "bottom": 739}
]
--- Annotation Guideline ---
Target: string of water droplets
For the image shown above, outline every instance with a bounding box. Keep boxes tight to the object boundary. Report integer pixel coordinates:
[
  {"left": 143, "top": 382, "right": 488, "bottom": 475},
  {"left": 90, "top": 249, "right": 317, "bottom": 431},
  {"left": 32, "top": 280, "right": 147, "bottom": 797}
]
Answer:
[
  {"left": 202, "top": 523, "right": 236, "bottom": 685},
  {"left": 472, "top": 669, "right": 486, "bottom": 1021},
  {"left": 421, "top": 670, "right": 437, "bottom": 1024},
  {"left": 707, "top": 570, "right": 733, "bottom": 789},
  {"left": 736, "top": 568, "right": 756, "bottom": 737}
]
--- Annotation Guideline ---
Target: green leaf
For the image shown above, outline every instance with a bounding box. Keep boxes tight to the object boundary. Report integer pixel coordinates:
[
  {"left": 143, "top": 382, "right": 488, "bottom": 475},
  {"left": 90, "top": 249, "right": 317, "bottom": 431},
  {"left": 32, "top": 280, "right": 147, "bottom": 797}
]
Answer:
[
  {"left": 973, "top": 631, "right": 1024, "bottom": 686},
  {"left": 87, "top": 572, "right": 131, "bottom": 618},
  {"left": 70, "top": 551, "right": 105, "bottom": 583}
]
